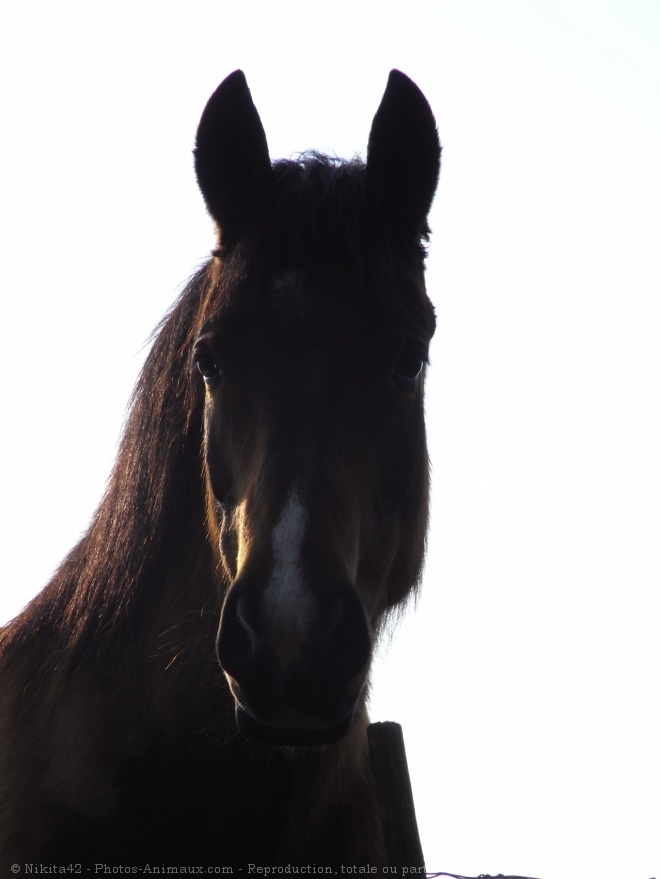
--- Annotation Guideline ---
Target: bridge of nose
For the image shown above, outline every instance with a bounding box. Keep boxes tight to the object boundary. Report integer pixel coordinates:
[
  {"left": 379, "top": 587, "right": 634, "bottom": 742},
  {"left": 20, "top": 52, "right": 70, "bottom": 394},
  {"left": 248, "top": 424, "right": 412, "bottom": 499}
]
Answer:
[
  {"left": 260, "top": 488, "right": 315, "bottom": 655},
  {"left": 216, "top": 482, "right": 373, "bottom": 736}
]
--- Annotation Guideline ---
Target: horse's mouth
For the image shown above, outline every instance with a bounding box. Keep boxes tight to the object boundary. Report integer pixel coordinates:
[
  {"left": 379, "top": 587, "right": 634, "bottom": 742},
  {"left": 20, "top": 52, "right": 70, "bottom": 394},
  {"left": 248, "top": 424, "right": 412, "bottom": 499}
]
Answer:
[{"left": 234, "top": 705, "right": 354, "bottom": 746}]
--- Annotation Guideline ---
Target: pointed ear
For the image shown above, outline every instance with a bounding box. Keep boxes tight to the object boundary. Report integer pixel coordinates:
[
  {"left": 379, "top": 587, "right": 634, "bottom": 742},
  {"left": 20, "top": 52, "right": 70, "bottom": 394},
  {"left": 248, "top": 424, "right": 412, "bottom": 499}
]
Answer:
[
  {"left": 366, "top": 70, "right": 441, "bottom": 242},
  {"left": 194, "top": 70, "right": 272, "bottom": 248}
]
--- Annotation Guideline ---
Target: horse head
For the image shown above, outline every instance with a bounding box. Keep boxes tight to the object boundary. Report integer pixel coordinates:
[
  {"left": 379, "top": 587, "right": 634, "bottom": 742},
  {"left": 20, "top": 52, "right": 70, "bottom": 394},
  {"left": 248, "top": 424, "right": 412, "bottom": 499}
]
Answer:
[{"left": 192, "top": 70, "right": 440, "bottom": 745}]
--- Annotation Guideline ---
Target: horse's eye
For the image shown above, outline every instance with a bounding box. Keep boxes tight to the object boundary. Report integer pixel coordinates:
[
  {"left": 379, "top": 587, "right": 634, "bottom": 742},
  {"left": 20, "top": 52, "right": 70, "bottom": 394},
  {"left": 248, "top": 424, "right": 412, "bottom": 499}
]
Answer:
[
  {"left": 197, "top": 358, "right": 220, "bottom": 381},
  {"left": 193, "top": 348, "right": 221, "bottom": 383},
  {"left": 393, "top": 346, "right": 427, "bottom": 386}
]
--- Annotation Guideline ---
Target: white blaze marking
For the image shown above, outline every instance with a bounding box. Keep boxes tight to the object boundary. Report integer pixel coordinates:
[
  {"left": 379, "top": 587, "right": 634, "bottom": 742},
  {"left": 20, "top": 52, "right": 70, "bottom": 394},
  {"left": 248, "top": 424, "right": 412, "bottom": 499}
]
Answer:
[{"left": 263, "top": 489, "right": 314, "bottom": 650}]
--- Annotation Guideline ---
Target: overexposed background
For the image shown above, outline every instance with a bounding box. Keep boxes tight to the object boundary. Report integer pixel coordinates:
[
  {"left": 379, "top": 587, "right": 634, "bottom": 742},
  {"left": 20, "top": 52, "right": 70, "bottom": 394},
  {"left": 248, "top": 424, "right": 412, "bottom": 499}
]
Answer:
[{"left": 1, "top": 2, "right": 659, "bottom": 877}]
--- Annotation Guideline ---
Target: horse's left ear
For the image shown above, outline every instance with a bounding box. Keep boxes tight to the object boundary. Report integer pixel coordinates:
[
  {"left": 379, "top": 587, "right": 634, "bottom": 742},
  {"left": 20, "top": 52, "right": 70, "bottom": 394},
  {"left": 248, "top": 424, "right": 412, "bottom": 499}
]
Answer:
[
  {"left": 366, "top": 70, "right": 441, "bottom": 242},
  {"left": 194, "top": 70, "right": 272, "bottom": 248}
]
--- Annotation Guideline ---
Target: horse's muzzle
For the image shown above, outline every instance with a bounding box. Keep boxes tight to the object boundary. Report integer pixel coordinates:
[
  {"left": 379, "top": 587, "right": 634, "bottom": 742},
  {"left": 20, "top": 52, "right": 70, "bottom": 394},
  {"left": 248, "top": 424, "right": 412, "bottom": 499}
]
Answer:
[{"left": 216, "top": 579, "right": 371, "bottom": 746}]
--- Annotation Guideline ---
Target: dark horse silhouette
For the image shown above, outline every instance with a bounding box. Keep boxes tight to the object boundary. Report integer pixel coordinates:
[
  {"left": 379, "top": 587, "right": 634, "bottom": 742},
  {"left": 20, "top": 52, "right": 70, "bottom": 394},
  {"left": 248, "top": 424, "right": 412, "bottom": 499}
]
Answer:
[{"left": 0, "top": 70, "right": 440, "bottom": 868}]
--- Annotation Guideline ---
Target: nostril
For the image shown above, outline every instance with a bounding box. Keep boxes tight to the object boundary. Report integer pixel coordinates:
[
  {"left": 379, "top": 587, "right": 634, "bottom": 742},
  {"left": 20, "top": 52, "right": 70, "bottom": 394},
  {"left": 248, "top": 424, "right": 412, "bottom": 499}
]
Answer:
[
  {"left": 217, "top": 587, "right": 254, "bottom": 680},
  {"left": 325, "top": 584, "right": 372, "bottom": 682},
  {"left": 319, "top": 593, "right": 344, "bottom": 636},
  {"left": 235, "top": 592, "right": 260, "bottom": 637}
]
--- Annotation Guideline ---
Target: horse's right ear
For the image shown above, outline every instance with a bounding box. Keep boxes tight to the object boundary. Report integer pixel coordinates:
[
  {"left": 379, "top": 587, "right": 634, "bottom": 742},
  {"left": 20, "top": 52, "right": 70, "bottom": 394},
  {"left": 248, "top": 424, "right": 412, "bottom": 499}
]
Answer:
[{"left": 194, "top": 70, "right": 272, "bottom": 249}]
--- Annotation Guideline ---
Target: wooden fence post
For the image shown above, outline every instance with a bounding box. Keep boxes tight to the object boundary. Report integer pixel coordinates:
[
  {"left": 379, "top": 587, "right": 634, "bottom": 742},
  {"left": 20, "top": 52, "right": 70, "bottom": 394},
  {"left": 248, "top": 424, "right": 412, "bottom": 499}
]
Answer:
[{"left": 368, "top": 721, "right": 425, "bottom": 870}]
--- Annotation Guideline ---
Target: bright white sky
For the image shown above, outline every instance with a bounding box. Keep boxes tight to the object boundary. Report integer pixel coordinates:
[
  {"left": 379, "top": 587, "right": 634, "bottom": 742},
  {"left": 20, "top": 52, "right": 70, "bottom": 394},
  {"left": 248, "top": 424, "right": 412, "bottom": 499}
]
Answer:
[{"left": 1, "top": 2, "right": 659, "bottom": 877}]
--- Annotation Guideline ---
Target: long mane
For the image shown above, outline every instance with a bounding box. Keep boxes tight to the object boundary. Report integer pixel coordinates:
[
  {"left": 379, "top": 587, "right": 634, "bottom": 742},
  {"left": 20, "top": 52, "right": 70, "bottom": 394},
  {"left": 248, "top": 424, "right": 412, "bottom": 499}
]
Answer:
[{"left": 1, "top": 265, "right": 214, "bottom": 661}]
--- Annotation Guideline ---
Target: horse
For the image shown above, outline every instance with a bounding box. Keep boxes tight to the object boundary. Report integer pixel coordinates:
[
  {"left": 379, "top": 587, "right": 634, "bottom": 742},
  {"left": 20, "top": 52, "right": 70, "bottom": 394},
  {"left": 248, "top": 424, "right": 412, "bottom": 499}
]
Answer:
[{"left": 0, "top": 69, "right": 440, "bottom": 869}]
